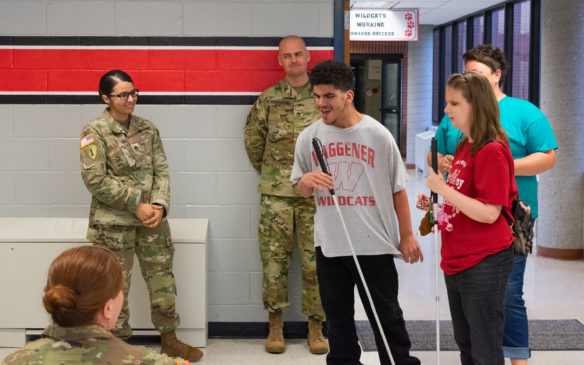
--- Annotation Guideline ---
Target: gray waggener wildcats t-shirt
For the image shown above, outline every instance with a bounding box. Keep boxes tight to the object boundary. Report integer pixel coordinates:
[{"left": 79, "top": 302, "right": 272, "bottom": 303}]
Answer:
[{"left": 290, "top": 115, "right": 408, "bottom": 258}]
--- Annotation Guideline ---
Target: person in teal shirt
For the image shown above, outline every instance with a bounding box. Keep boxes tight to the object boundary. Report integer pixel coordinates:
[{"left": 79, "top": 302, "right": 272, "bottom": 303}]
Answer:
[{"left": 429, "top": 45, "right": 558, "bottom": 365}]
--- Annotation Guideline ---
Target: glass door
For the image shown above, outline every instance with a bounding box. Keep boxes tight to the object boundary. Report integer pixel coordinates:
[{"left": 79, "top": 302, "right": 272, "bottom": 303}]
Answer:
[
  {"left": 381, "top": 60, "right": 401, "bottom": 147},
  {"left": 351, "top": 55, "right": 402, "bottom": 148}
]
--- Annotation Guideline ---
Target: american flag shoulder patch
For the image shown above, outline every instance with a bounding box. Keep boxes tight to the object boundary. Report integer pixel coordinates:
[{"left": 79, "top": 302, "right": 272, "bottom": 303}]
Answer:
[{"left": 80, "top": 134, "right": 95, "bottom": 149}]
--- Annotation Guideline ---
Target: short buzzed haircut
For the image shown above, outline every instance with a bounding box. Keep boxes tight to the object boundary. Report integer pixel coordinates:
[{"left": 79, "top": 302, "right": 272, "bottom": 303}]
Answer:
[
  {"left": 309, "top": 60, "right": 354, "bottom": 92},
  {"left": 279, "top": 35, "right": 306, "bottom": 48}
]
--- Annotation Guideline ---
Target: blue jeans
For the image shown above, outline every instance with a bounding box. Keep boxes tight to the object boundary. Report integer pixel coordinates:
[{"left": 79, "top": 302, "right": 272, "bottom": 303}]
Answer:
[
  {"left": 445, "top": 246, "right": 514, "bottom": 365},
  {"left": 503, "top": 253, "right": 531, "bottom": 359}
]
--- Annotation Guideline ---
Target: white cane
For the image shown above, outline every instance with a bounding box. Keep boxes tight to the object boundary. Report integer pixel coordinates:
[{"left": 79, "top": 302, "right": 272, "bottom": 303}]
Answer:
[
  {"left": 312, "top": 138, "right": 395, "bottom": 364},
  {"left": 430, "top": 138, "right": 441, "bottom": 365},
  {"left": 431, "top": 205, "right": 441, "bottom": 365}
]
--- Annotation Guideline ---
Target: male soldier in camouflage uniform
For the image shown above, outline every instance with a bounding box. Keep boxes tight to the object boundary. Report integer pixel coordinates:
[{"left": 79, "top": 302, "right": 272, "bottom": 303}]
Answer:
[
  {"left": 1, "top": 324, "right": 182, "bottom": 365},
  {"left": 80, "top": 70, "right": 202, "bottom": 362},
  {"left": 244, "top": 36, "right": 328, "bottom": 355}
]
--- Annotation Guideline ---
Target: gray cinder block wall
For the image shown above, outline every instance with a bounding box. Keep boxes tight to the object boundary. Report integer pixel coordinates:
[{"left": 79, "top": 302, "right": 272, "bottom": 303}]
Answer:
[
  {"left": 0, "top": 0, "right": 334, "bottom": 322},
  {"left": 539, "top": 0, "right": 584, "bottom": 256}
]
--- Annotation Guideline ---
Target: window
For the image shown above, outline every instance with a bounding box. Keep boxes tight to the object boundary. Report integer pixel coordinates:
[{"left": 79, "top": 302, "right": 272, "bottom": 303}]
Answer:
[
  {"left": 433, "top": 0, "right": 540, "bottom": 109},
  {"left": 444, "top": 26, "right": 453, "bottom": 82},
  {"left": 457, "top": 21, "right": 467, "bottom": 73},
  {"left": 473, "top": 15, "right": 484, "bottom": 46},
  {"left": 512, "top": 1, "right": 531, "bottom": 100},
  {"left": 491, "top": 8, "right": 505, "bottom": 50},
  {"left": 433, "top": 29, "right": 440, "bottom": 124}
]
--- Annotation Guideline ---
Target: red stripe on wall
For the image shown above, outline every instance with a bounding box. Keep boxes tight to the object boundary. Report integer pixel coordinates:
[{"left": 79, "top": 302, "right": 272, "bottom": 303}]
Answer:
[
  {"left": 0, "top": 49, "right": 12, "bottom": 69},
  {"left": 0, "top": 49, "right": 334, "bottom": 92},
  {"left": 14, "top": 49, "right": 82, "bottom": 70},
  {"left": 218, "top": 50, "right": 282, "bottom": 71},
  {"left": 0, "top": 69, "right": 48, "bottom": 91},
  {"left": 46, "top": 70, "right": 106, "bottom": 92},
  {"left": 82, "top": 49, "right": 150, "bottom": 70}
]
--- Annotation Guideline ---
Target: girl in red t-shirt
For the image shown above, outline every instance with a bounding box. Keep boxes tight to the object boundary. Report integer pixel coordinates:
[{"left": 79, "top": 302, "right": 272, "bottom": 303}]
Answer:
[{"left": 417, "top": 72, "right": 517, "bottom": 365}]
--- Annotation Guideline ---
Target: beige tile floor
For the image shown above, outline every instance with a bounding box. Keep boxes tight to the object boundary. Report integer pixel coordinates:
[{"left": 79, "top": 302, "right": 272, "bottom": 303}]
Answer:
[{"left": 1, "top": 170, "right": 583, "bottom": 364}]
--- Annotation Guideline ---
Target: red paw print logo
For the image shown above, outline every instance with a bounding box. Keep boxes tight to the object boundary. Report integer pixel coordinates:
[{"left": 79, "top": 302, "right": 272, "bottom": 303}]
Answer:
[
  {"left": 405, "top": 12, "right": 413, "bottom": 21},
  {"left": 407, "top": 20, "right": 415, "bottom": 29},
  {"left": 405, "top": 29, "right": 412, "bottom": 37}
]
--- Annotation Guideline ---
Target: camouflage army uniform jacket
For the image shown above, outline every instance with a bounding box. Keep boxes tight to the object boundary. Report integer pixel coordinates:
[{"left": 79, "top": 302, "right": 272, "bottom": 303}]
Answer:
[
  {"left": 244, "top": 79, "right": 320, "bottom": 197},
  {"left": 1, "top": 324, "right": 181, "bottom": 365},
  {"left": 80, "top": 109, "right": 170, "bottom": 226}
]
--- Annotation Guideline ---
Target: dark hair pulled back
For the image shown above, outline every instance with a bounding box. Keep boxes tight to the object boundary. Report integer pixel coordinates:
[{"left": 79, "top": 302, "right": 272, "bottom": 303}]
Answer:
[{"left": 98, "top": 70, "right": 134, "bottom": 98}]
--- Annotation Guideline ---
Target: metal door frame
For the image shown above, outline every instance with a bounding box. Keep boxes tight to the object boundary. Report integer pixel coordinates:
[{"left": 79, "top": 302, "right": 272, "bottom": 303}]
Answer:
[{"left": 350, "top": 54, "right": 403, "bottom": 147}]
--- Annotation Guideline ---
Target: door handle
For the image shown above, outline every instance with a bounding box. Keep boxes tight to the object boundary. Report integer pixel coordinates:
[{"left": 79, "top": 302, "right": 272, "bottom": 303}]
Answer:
[{"left": 380, "top": 108, "right": 399, "bottom": 113}]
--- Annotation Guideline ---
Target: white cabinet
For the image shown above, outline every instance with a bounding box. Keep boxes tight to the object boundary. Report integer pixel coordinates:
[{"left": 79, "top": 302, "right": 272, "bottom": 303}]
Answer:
[
  {"left": 415, "top": 130, "right": 436, "bottom": 176},
  {"left": 0, "top": 218, "right": 207, "bottom": 347}
]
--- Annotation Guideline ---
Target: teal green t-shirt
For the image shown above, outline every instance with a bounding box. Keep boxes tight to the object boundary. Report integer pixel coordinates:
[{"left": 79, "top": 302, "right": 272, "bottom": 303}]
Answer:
[{"left": 433, "top": 96, "right": 558, "bottom": 218}]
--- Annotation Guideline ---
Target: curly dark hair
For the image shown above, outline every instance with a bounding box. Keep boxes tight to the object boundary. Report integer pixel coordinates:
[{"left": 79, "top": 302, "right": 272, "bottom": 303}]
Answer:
[
  {"left": 463, "top": 44, "right": 508, "bottom": 87},
  {"left": 309, "top": 60, "right": 354, "bottom": 91}
]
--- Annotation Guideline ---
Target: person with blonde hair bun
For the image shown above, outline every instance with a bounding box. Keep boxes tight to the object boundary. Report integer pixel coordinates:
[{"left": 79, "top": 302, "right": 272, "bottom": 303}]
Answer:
[{"left": 1, "top": 246, "right": 185, "bottom": 364}]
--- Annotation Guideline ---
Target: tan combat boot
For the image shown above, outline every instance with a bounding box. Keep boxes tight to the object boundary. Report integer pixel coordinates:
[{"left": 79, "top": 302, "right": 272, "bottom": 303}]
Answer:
[
  {"left": 266, "top": 310, "right": 285, "bottom": 353},
  {"left": 160, "top": 330, "right": 204, "bottom": 362},
  {"left": 307, "top": 316, "right": 328, "bottom": 354}
]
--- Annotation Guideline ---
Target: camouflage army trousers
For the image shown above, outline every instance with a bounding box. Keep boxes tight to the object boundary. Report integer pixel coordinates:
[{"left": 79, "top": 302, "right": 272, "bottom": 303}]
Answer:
[
  {"left": 259, "top": 194, "right": 325, "bottom": 320},
  {"left": 87, "top": 220, "right": 180, "bottom": 338}
]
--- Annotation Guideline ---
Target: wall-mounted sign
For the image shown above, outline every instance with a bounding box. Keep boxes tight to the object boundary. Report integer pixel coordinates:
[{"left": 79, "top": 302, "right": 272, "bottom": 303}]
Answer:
[{"left": 350, "top": 9, "right": 419, "bottom": 41}]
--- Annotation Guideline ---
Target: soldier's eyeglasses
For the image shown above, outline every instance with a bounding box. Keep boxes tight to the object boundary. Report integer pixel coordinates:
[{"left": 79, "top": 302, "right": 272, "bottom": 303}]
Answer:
[{"left": 109, "top": 89, "right": 139, "bottom": 101}]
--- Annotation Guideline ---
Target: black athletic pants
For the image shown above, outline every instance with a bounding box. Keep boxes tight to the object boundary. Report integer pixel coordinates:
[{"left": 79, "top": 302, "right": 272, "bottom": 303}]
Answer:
[{"left": 316, "top": 247, "right": 420, "bottom": 365}]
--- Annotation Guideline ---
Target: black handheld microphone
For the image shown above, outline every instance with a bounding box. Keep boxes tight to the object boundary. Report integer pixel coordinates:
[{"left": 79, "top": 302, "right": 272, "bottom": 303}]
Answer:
[
  {"left": 431, "top": 138, "right": 438, "bottom": 203},
  {"left": 312, "top": 137, "right": 335, "bottom": 196}
]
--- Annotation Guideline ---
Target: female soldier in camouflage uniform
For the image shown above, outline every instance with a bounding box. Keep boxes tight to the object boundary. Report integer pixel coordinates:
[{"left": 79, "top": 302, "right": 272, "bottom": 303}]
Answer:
[
  {"left": 79, "top": 70, "right": 201, "bottom": 362},
  {"left": 1, "top": 246, "right": 183, "bottom": 365}
]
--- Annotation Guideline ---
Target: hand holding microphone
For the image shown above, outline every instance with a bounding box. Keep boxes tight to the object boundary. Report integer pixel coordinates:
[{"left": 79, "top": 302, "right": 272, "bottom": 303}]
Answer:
[
  {"left": 297, "top": 138, "right": 334, "bottom": 197},
  {"left": 312, "top": 138, "right": 335, "bottom": 196},
  {"left": 298, "top": 171, "right": 333, "bottom": 193}
]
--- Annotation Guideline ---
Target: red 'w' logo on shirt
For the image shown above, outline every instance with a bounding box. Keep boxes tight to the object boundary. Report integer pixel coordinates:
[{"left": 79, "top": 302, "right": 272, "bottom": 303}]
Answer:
[{"left": 329, "top": 161, "right": 364, "bottom": 192}]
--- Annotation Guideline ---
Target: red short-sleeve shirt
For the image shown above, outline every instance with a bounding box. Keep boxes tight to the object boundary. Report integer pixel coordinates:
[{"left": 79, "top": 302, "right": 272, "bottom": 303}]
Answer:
[{"left": 440, "top": 140, "right": 518, "bottom": 275}]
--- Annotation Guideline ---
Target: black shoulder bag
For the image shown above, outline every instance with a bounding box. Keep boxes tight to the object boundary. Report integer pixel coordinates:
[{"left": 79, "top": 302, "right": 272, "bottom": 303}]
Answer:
[{"left": 485, "top": 140, "right": 534, "bottom": 255}]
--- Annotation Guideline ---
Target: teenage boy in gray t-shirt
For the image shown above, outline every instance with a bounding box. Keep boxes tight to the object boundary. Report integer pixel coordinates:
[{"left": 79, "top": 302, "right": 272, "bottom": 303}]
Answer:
[{"left": 290, "top": 60, "right": 422, "bottom": 365}]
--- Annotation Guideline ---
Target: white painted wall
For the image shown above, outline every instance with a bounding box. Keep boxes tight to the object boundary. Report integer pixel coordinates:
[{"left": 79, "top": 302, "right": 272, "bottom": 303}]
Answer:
[{"left": 406, "top": 24, "right": 434, "bottom": 165}]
